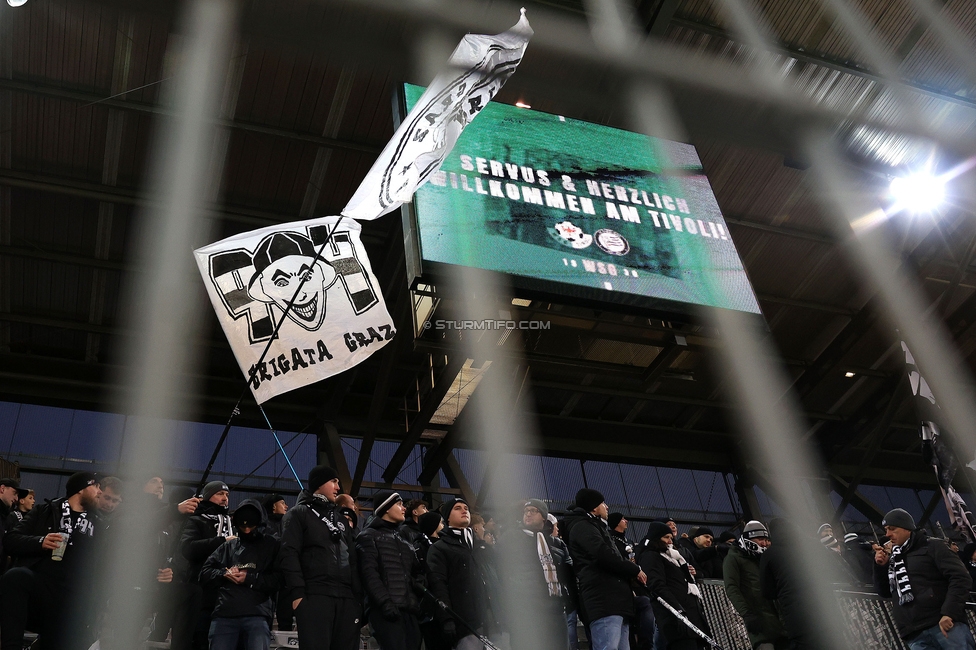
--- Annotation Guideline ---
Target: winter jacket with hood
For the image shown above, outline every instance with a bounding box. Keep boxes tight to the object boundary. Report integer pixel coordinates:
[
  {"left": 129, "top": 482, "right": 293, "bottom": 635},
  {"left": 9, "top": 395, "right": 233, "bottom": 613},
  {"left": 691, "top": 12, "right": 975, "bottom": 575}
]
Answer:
[
  {"left": 356, "top": 516, "right": 425, "bottom": 615},
  {"left": 723, "top": 544, "right": 787, "bottom": 646},
  {"left": 561, "top": 506, "right": 640, "bottom": 622},
  {"left": 873, "top": 532, "right": 972, "bottom": 639},
  {"left": 426, "top": 527, "right": 496, "bottom": 631},
  {"left": 279, "top": 490, "right": 360, "bottom": 601},
  {"left": 180, "top": 499, "right": 234, "bottom": 583},
  {"left": 638, "top": 540, "right": 710, "bottom": 645},
  {"left": 200, "top": 499, "right": 283, "bottom": 621}
]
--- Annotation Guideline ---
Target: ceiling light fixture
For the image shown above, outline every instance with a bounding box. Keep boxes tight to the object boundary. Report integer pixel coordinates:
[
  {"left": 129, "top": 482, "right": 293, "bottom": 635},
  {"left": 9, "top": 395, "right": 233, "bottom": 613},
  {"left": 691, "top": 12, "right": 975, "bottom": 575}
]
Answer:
[
  {"left": 844, "top": 371, "right": 856, "bottom": 378},
  {"left": 515, "top": 101, "right": 531, "bottom": 109},
  {"left": 889, "top": 172, "right": 946, "bottom": 214}
]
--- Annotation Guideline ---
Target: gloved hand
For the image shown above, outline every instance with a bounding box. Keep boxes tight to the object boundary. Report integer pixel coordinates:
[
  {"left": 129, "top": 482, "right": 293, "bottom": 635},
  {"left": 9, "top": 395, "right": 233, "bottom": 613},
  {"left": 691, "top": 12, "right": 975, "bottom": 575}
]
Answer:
[
  {"left": 744, "top": 617, "right": 764, "bottom": 634},
  {"left": 382, "top": 601, "right": 399, "bottom": 622},
  {"left": 442, "top": 620, "right": 458, "bottom": 646}
]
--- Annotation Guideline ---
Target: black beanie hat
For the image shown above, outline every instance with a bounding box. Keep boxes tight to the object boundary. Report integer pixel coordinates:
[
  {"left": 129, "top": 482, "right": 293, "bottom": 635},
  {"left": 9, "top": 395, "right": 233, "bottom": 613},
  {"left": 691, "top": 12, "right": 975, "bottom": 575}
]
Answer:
[
  {"left": 646, "top": 521, "right": 672, "bottom": 542},
  {"left": 419, "top": 511, "right": 444, "bottom": 536},
  {"left": 694, "top": 527, "right": 714, "bottom": 538},
  {"left": 168, "top": 485, "right": 195, "bottom": 505},
  {"left": 574, "top": 488, "right": 605, "bottom": 513},
  {"left": 202, "top": 481, "right": 229, "bottom": 501},
  {"left": 439, "top": 497, "right": 468, "bottom": 522},
  {"left": 372, "top": 490, "right": 402, "bottom": 519},
  {"left": 607, "top": 513, "right": 625, "bottom": 530},
  {"left": 882, "top": 508, "right": 916, "bottom": 531},
  {"left": 65, "top": 472, "right": 98, "bottom": 498},
  {"left": 262, "top": 493, "right": 285, "bottom": 511},
  {"left": 308, "top": 465, "right": 339, "bottom": 493}
]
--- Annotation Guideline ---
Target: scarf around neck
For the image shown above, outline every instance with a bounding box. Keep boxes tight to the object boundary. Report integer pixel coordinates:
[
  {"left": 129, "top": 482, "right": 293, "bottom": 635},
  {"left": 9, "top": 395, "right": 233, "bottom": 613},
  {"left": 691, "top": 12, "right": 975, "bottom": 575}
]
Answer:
[
  {"left": 524, "top": 529, "right": 561, "bottom": 597},
  {"left": 201, "top": 505, "right": 234, "bottom": 538},
  {"left": 59, "top": 500, "right": 94, "bottom": 542},
  {"left": 738, "top": 536, "right": 766, "bottom": 558},
  {"left": 445, "top": 526, "right": 474, "bottom": 549},
  {"left": 888, "top": 535, "right": 916, "bottom": 605},
  {"left": 660, "top": 544, "right": 701, "bottom": 598}
]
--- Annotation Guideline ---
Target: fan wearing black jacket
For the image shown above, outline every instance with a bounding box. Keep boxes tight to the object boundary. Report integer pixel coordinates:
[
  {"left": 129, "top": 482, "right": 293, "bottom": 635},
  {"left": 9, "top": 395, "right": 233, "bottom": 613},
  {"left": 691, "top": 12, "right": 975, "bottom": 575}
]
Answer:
[
  {"left": 873, "top": 508, "right": 973, "bottom": 649},
  {"left": 200, "top": 499, "right": 283, "bottom": 650},
  {"left": 426, "top": 497, "right": 500, "bottom": 650},
  {"left": 180, "top": 481, "right": 236, "bottom": 650},
  {"left": 0, "top": 472, "right": 101, "bottom": 650},
  {"left": 356, "top": 490, "right": 426, "bottom": 650},
  {"left": 561, "top": 489, "right": 645, "bottom": 650},
  {"left": 638, "top": 521, "right": 710, "bottom": 650},
  {"left": 279, "top": 465, "right": 362, "bottom": 650}
]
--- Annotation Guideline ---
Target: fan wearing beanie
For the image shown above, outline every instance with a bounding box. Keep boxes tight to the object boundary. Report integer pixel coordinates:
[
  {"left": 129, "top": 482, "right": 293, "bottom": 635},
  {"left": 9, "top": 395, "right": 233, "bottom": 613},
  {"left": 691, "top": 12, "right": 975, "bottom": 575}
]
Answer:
[
  {"left": 355, "top": 490, "right": 426, "bottom": 650},
  {"left": 493, "top": 498, "right": 572, "bottom": 650},
  {"left": 178, "top": 480, "right": 236, "bottom": 647},
  {"left": 278, "top": 465, "right": 363, "bottom": 650},
  {"left": 561, "top": 488, "right": 644, "bottom": 650},
  {"left": 722, "top": 521, "right": 787, "bottom": 647},
  {"left": 638, "top": 519, "right": 713, "bottom": 648},
  {"left": 874, "top": 507, "right": 973, "bottom": 645},
  {"left": 427, "top": 496, "right": 500, "bottom": 648},
  {"left": 0, "top": 472, "right": 101, "bottom": 649}
]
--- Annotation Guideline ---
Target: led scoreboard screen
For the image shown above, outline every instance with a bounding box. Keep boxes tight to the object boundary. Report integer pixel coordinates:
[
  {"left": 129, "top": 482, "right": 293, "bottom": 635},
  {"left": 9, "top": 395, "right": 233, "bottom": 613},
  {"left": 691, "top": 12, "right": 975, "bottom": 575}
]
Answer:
[{"left": 404, "top": 84, "right": 762, "bottom": 316}]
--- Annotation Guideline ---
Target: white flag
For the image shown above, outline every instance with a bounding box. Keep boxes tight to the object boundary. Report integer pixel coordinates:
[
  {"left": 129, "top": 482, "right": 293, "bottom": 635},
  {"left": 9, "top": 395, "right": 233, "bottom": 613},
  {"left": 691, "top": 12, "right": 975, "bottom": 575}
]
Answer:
[
  {"left": 193, "top": 216, "right": 395, "bottom": 404},
  {"left": 342, "top": 9, "right": 533, "bottom": 221}
]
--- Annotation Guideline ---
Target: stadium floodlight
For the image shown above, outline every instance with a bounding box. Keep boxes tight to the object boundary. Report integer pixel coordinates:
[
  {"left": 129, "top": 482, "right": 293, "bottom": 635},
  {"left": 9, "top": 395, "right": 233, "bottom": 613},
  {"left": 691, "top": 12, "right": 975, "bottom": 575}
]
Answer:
[{"left": 889, "top": 171, "right": 946, "bottom": 214}]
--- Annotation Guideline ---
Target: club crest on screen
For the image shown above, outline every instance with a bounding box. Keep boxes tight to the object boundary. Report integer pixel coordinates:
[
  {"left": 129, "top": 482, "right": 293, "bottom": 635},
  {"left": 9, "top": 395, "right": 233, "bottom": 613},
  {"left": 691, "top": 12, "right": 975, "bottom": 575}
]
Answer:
[
  {"left": 594, "top": 229, "right": 630, "bottom": 256},
  {"left": 549, "top": 221, "right": 593, "bottom": 249}
]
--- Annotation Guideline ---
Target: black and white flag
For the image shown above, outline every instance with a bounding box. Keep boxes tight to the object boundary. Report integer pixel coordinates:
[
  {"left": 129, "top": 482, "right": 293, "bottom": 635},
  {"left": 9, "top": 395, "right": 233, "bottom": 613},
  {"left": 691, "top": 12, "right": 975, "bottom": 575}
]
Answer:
[
  {"left": 194, "top": 217, "right": 394, "bottom": 404},
  {"left": 342, "top": 9, "right": 533, "bottom": 221},
  {"left": 902, "top": 341, "right": 976, "bottom": 542},
  {"left": 195, "top": 10, "right": 532, "bottom": 403}
]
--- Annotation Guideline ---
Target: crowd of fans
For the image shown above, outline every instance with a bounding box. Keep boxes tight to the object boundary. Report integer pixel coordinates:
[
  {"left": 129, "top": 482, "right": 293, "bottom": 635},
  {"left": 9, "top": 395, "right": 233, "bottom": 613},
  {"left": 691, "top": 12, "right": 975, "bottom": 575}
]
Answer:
[{"left": 0, "top": 471, "right": 973, "bottom": 650}]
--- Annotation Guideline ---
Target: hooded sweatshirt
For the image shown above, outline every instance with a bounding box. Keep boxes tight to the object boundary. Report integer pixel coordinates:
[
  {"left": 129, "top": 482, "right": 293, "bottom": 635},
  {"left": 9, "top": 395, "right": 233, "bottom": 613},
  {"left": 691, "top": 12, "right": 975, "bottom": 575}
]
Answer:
[{"left": 200, "top": 499, "right": 283, "bottom": 621}]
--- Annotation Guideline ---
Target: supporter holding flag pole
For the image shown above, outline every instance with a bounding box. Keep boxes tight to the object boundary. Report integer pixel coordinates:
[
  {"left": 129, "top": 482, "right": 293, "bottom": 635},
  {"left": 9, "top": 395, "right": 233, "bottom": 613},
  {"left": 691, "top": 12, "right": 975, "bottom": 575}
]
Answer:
[
  {"left": 901, "top": 340, "right": 976, "bottom": 543},
  {"left": 192, "top": 10, "right": 533, "bottom": 477}
]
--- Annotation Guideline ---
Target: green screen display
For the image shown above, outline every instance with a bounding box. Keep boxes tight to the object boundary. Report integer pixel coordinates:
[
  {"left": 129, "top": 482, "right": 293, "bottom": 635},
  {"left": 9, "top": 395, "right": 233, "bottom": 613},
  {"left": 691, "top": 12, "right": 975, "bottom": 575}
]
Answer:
[{"left": 406, "top": 84, "right": 762, "bottom": 315}]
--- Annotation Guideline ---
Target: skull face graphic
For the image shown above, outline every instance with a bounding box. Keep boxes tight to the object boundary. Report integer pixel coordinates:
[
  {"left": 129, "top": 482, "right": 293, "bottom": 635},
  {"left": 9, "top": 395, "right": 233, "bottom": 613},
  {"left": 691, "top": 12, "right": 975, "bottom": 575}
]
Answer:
[{"left": 247, "top": 232, "right": 338, "bottom": 331}]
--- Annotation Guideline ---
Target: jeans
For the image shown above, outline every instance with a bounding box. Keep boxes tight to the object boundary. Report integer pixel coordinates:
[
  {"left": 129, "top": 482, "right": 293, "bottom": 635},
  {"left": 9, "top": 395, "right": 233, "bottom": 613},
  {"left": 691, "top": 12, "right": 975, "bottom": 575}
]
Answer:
[
  {"left": 566, "top": 609, "right": 579, "bottom": 650},
  {"left": 907, "top": 623, "right": 976, "bottom": 650},
  {"left": 589, "top": 615, "right": 630, "bottom": 650},
  {"left": 208, "top": 616, "right": 271, "bottom": 650},
  {"left": 633, "top": 596, "right": 656, "bottom": 650}
]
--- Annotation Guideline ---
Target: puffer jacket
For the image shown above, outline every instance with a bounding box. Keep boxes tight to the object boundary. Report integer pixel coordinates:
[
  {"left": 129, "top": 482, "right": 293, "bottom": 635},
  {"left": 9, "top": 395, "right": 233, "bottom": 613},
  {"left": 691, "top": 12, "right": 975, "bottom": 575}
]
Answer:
[
  {"left": 723, "top": 544, "right": 787, "bottom": 646},
  {"left": 200, "top": 499, "right": 283, "bottom": 621},
  {"left": 874, "top": 532, "right": 972, "bottom": 639},
  {"left": 561, "top": 506, "right": 640, "bottom": 623},
  {"left": 356, "top": 517, "right": 425, "bottom": 614},
  {"left": 279, "top": 490, "right": 360, "bottom": 601}
]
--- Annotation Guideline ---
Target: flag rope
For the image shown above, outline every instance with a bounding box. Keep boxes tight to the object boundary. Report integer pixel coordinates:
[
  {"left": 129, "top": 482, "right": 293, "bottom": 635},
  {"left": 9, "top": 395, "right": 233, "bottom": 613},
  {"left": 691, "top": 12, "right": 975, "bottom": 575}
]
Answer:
[{"left": 259, "top": 404, "right": 305, "bottom": 489}]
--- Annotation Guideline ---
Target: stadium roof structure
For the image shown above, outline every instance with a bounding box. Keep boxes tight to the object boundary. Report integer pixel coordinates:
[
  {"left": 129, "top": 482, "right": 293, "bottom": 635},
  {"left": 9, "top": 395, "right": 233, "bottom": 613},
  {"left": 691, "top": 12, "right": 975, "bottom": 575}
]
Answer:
[{"left": 2, "top": 0, "right": 976, "bottom": 526}]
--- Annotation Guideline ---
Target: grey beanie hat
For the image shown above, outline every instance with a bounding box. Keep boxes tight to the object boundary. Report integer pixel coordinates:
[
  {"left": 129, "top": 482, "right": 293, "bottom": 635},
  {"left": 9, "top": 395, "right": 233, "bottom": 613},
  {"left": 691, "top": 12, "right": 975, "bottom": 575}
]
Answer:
[
  {"left": 882, "top": 508, "right": 916, "bottom": 531},
  {"left": 742, "top": 520, "right": 769, "bottom": 540},
  {"left": 524, "top": 498, "right": 549, "bottom": 519},
  {"left": 202, "top": 481, "right": 229, "bottom": 501}
]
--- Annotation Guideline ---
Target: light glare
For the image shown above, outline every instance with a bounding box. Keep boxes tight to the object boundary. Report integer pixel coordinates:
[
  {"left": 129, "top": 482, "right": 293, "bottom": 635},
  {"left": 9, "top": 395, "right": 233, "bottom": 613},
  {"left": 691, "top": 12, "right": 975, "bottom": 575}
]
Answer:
[{"left": 889, "top": 173, "right": 946, "bottom": 213}]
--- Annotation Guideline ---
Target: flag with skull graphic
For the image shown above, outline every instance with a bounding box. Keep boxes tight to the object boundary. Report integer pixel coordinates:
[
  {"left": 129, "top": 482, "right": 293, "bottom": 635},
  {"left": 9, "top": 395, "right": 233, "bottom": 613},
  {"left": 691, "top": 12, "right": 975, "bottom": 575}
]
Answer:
[{"left": 194, "top": 216, "right": 394, "bottom": 403}]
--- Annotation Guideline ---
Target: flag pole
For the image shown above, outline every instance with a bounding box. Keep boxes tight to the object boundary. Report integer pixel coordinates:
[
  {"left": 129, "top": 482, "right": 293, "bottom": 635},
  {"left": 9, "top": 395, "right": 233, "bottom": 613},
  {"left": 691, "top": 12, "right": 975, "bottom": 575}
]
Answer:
[
  {"left": 197, "top": 216, "right": 347, "bottom": 492},
  {"left": 258, "top": 405, "right": 305, "bottom": 490}
]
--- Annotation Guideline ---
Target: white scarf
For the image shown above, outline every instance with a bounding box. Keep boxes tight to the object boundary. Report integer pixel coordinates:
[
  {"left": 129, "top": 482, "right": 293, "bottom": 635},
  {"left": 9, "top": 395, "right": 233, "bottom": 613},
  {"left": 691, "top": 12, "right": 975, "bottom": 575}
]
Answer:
[
  {"left": 446, "top": 526, "right": 474, "bottom": 548},
  {"left": 660, "top": 544, "right": 701, "bottom": 598},
  {"left": 525, "top": 529, "right": 561, "bottom": 597},
  {"left": 202, "top": 510, "right": 234, "bottom": 538}
]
